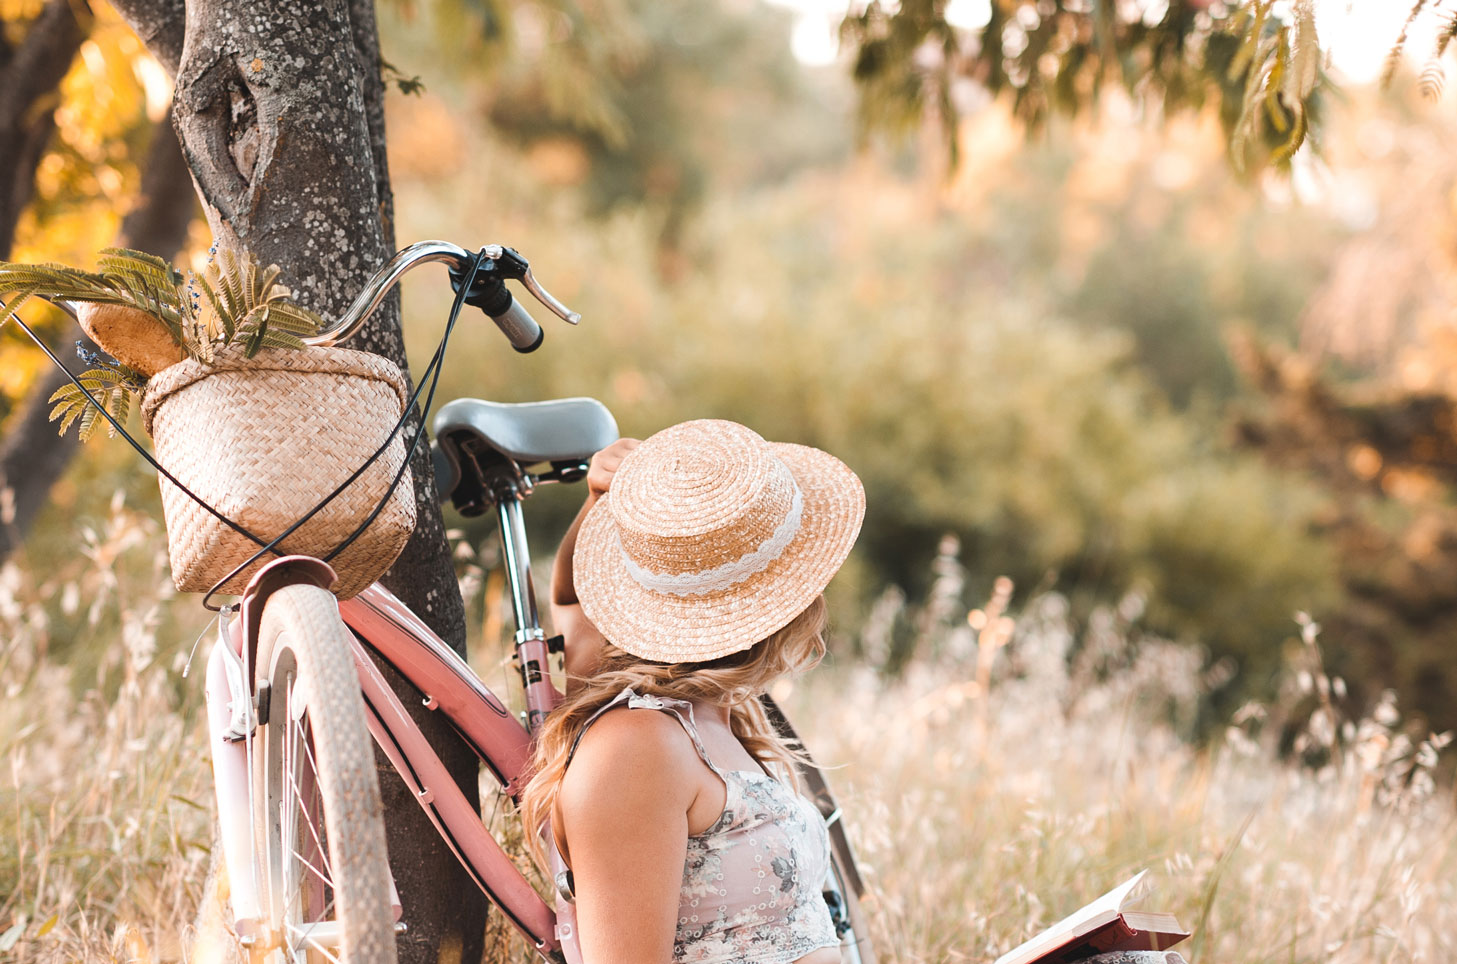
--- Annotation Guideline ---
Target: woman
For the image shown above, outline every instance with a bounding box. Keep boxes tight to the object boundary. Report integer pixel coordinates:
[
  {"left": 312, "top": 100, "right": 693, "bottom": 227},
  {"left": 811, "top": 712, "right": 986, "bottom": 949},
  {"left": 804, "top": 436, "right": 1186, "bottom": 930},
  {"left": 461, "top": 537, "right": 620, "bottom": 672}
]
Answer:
[{"left": 521, "top": 418, "right": 866, "bottom": 964}]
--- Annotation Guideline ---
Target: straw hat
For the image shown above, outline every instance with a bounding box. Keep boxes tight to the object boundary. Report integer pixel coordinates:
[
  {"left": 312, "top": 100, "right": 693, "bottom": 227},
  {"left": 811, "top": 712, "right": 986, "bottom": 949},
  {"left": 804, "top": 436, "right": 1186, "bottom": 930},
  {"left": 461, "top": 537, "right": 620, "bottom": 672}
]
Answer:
[{"left": 573, "top": 419, "right": 865, "bottom": 662}]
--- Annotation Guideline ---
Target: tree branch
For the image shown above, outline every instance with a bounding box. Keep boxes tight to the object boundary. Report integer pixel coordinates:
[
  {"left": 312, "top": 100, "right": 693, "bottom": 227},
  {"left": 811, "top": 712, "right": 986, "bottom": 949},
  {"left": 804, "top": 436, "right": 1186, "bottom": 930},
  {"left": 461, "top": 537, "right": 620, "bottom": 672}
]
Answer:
[
  {"left": 0, "top": 0, "right": 91, "bottom": 127},
  {"left": 107, "top": 0, "right": 184, "bottom": 76}
]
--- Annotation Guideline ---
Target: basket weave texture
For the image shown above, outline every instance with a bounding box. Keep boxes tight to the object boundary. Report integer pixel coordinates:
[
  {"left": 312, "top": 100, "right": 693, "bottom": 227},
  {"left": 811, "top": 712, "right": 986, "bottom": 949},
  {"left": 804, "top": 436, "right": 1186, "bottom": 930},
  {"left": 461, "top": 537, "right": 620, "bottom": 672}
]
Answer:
[{"left": 140, "top": 346, "right": 416, "bottom": 598}]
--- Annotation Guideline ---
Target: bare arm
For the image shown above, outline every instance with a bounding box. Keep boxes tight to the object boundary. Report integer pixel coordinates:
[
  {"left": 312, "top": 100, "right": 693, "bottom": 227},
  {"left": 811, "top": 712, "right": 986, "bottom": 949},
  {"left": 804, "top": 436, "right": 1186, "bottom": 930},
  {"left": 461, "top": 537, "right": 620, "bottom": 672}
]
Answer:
[
  {"left": 557, "top": 709, "right": 698, "bottom": 964},
  {"left": 551, "top": 438, "right": 639, "bottom": 684}
]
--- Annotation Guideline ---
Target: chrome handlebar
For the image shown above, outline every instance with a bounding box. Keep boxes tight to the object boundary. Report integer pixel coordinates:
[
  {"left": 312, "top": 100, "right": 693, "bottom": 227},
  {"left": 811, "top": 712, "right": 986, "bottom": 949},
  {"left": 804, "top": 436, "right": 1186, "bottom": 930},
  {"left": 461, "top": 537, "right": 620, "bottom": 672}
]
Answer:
[{"left": 304, "top": 240, "right": 580, "bottom": 348}]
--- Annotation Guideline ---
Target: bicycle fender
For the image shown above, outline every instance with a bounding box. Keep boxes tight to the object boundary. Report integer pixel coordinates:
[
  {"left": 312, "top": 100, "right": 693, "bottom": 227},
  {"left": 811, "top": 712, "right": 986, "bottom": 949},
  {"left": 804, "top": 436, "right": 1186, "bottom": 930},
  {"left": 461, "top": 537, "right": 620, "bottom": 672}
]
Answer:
[{"left": 239, "top": 555, "right": 339, "bottom": 688}]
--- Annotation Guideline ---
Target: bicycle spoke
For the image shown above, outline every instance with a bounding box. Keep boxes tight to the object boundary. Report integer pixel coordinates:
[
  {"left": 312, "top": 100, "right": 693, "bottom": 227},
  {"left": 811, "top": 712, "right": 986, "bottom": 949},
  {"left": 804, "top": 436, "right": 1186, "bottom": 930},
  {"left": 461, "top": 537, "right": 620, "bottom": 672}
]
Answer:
[
  {"left": 289, "top": 844, "right": 333, "bottom": 890},
  {"left": 281, "top": 715, "right": 338, "bottom": 943},
  {"left": 296, "top": 722, "right": 336, "bottom": 882},
  {"left": 286, "top": 739, "right": 336, "bottom": 883},
  {"left": 284, "top": 922, "right": 345, "bottom": 964}
]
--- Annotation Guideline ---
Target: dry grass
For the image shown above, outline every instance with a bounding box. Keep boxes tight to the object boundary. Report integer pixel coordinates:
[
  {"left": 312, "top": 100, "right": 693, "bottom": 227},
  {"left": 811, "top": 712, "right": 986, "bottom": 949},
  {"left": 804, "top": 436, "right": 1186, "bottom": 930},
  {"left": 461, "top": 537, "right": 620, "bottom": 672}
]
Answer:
[
  {"left": 2, "top": 504, "right": 1454, "bottom": 962},
  {"left": 1, "top": 499, "right": 213, "bottom": 962},
  {"left": 785, "top": 588, "right": 1457, "bottom": 964}
]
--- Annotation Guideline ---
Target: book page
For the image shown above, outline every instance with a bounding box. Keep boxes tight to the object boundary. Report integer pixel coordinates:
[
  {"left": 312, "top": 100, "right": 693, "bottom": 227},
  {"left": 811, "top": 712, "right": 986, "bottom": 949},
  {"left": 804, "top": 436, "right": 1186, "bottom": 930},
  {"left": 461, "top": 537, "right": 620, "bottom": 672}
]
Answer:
[{"left": 992, "top": 871, "right": 1149, "bottom": 964}]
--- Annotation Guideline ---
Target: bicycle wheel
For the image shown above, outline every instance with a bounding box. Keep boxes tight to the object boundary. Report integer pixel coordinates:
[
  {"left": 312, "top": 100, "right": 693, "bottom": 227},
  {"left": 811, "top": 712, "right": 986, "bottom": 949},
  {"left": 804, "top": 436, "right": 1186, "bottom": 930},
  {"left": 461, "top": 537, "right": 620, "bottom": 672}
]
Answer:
[
  {"left": 759, "top": 695, "right": 877, "bottom": 964},
  {"left": 250, "top": 583, "right": 398, "bottom": 964}
]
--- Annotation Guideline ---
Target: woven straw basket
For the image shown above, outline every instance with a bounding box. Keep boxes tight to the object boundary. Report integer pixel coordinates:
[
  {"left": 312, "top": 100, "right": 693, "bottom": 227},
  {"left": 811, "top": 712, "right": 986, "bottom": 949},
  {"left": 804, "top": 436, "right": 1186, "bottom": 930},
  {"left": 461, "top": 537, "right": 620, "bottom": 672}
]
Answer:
[{"left": 140, "top": 346, "right": 417, "bottom": 599}]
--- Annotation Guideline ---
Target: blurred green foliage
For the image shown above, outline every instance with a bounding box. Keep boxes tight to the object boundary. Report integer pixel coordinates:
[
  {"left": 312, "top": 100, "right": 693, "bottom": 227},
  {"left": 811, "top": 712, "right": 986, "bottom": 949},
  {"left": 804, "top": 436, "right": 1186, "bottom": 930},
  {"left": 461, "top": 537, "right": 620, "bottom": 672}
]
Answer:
[
  {"left": 10, "top": 0, "right": 1429, "bottom": 734},
  {"left": 377, "top": 52, "right": 1344, "bottom": 702}
]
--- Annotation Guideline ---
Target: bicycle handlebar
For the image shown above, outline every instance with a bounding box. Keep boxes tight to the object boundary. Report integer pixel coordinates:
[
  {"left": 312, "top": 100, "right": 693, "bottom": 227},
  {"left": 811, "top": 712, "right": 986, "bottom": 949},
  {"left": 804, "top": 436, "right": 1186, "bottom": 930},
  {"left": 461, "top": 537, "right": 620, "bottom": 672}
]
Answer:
[{"left": 304, "top": 240, "right": 581, "bottom": 351}]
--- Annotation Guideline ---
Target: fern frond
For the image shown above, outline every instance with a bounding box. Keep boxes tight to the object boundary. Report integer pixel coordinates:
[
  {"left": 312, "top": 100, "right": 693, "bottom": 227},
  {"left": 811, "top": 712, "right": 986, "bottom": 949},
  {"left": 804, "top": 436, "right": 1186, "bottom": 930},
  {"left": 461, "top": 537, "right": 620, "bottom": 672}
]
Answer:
[
  {"left": 0, "top": 287, "right": 36, "bottom": 328},
  {"left": 1384, "top": 0, "right": 1430, "bottom": 89},
  {"left": 1271, "top": 104, "right": 1309, "bottom": 165},
  {"left": 213, "top": 249, "right": 248, "bottom": 321},
  {"left": 77, "top": 404, "right": 103, "bottom": 442},
  {"left": 48, "top": 361, "right": 145, "bottom": 440},
  {"left": 1436, "top": 12, "right": 1457, "bottom": 58},
  {"left": 1420, "top": 59, "right": 1446, "bottom": 100},
  {"left": 96, "top": 246, "right": 176, "bottom": 278},
  {"left": 49, "top": 386, "right": 91, "bottom": 436},
  {"left": 18, "top": 245, "right": 324, "bottom": 440},
  {"left": 257, "top": 329, "right": 307, "bottom": 351},
  {"left": 1228, "top": 0, "right": 1272, "bottom": 81},
  {"left": 1283, "top": 0, "right": 1320, "bottom": 103},
  {"left": 257, "top": 302, "right": 323, "bottom": 336},
  {"left": 1229, "top": 32, "right": 1279, "bottom": 173},
  {"left": 0, "top": 264, "right": 114, "bottom": 304},
  {"left": 1265, "top": 28, "right": 1291, "bottom": 134},
  {"left": 256, "top": 263, "right": 284, "bottom": 302}
]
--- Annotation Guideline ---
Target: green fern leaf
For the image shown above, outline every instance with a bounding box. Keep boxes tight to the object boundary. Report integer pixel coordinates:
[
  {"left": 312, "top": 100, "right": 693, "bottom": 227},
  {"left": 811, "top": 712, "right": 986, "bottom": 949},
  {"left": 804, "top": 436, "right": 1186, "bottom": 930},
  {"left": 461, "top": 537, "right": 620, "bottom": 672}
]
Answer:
[
  {"left": 77, "top": 404, "right": 102, "bottom": 442},
  {"left": 48, "top": 384, "right": 92, "bottom": 436},
  {"left": 196, "top": 273, "right": 235, "bottom": 341},
  {"left": 258, "top": 329, "right": 306, "bottom": 351},
  {"left": 0, "top": 287, "right": 36, "bottom": 328}
]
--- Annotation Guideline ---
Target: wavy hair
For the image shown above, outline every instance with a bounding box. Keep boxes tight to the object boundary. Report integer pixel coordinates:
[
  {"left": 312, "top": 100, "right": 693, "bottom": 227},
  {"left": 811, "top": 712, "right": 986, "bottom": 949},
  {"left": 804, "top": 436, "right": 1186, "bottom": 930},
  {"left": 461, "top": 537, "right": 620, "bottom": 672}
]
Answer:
[{"left": 520, "top": 595, "right": 827, "bottom": 868}]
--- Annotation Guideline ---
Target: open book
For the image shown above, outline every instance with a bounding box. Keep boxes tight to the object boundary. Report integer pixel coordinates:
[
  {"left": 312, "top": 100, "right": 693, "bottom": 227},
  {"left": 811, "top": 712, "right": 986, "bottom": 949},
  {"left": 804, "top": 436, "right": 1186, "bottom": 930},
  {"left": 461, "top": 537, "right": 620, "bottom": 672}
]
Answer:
[{"left": 992, "top": 872, "right": 1191, "bottom": 964}]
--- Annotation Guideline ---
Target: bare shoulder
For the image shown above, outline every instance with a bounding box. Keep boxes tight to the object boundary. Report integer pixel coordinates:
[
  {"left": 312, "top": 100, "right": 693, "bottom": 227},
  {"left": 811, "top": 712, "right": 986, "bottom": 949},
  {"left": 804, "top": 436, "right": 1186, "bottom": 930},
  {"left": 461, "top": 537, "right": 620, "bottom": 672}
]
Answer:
[{"left": 560, "top": 707, "right": 701, "bottom": 816}]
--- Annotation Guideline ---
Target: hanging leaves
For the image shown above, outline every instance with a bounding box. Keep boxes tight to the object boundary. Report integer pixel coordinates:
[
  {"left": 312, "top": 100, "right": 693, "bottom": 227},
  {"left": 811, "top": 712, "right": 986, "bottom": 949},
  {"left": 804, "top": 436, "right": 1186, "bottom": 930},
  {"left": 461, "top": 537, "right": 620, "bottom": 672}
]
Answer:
[
  {"left": 839, "top": 0, "right": 1329, "bottom": 178},
  {"left": 1224, "top": 0, "right": 1321, "bottom": 173}
]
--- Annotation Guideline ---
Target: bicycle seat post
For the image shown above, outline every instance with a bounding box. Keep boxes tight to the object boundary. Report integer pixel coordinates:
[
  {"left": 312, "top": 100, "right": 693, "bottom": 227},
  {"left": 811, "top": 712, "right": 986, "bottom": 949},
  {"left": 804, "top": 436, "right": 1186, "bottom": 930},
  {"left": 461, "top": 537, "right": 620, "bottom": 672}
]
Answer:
[{"left": 487, "top": 468, "right": 558, "bottom": 732}]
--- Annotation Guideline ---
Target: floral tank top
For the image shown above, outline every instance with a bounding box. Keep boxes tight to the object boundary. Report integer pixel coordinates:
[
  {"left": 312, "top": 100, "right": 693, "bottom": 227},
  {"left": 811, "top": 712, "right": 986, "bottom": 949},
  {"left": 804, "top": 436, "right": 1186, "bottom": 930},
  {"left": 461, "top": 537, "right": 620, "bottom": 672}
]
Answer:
[{"left": 554, "top": 687, "right": 840, "bottom": 964}]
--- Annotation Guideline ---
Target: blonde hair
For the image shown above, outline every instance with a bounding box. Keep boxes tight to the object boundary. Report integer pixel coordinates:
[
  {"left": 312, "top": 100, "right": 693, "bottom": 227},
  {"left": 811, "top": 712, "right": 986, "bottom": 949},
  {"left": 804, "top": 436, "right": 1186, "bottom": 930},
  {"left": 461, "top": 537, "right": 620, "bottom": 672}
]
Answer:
[{"left": 520, "top": 595, "right": 827, "bottom": 867}]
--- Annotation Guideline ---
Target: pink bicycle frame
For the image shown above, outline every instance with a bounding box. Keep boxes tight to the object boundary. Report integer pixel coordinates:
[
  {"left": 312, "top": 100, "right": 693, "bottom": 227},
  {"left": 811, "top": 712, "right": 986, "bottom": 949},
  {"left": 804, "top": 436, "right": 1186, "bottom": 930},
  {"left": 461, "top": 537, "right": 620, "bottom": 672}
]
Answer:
[
  {"left": 202, "top": 559, "right": 577, "bottom": 960},
  {"left": 339, "top": 584, "right": 563, "bottom": 951}
]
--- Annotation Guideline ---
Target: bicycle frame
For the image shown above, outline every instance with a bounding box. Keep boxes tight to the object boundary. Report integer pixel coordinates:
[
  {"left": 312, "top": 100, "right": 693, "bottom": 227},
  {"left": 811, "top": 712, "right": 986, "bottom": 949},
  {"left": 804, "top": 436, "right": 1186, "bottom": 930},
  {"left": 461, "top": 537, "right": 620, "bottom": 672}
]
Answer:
[{"left": 204, "top": 490, "right": 577, "bottom": 958}]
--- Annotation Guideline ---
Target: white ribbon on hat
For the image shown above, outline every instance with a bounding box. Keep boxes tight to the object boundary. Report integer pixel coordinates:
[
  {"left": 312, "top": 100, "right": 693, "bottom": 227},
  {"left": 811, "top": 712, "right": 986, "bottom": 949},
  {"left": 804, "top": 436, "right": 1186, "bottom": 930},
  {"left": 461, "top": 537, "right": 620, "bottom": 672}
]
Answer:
[{"left": 620, "top": 480, "right": 805, "bottom": 597}]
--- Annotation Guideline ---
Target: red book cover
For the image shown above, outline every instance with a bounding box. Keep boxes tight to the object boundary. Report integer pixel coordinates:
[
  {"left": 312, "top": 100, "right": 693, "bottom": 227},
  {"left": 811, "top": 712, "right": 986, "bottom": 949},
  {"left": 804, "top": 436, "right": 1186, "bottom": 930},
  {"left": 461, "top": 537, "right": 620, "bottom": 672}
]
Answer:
[{"left": 993, "top": 872, "right": 1191, "bottom": 964}]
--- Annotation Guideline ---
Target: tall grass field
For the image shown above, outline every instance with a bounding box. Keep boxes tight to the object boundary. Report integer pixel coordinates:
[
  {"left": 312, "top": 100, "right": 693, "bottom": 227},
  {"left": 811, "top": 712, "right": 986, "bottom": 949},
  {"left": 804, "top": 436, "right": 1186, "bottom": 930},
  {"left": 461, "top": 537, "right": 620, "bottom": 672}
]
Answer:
[{"left": 2, "top": 499, "right": 1453, "bottom": 962}]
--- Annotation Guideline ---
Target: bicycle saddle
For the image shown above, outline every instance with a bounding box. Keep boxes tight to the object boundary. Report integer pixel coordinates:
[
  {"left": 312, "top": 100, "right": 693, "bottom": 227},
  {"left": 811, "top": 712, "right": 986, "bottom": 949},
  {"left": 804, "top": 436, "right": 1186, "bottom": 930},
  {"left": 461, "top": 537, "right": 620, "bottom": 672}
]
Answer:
[{"left": 432, "top": 397, "right": 619, "bottom": 466}]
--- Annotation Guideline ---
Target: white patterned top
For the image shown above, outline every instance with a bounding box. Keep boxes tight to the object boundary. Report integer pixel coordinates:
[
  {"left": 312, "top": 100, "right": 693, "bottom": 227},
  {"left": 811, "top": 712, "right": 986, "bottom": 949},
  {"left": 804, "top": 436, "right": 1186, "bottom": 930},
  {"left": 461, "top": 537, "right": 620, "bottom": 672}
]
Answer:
[{"left": 559, "top": 688, "right": 840, "bottom": 964}]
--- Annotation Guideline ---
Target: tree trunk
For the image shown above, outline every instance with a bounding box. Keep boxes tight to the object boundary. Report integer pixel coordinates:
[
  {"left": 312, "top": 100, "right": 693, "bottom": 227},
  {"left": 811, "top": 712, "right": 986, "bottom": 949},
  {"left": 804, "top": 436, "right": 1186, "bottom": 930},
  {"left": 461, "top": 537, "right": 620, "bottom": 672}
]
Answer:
[
  {"left": 112, "top": 1, "right": 486, "bottom": 959},
  {"left": 0, "top": 0, "right": 90, "bottom": 553},
  {"left": 0, "top": 0, "right": 91, "bottom": 256},
  {"left": 0, "top": 110, "right": 196, "bottom": 559}
]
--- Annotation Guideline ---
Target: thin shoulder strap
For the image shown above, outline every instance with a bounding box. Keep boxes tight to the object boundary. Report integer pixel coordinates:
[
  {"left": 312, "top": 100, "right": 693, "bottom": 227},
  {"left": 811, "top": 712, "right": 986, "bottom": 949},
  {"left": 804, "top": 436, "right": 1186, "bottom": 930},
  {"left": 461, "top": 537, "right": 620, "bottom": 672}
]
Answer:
[
  {"left": 564, "top": 687, "right": 636, "bottom": 767},
  {"left": 564, "top": 686, "right": 725, "bottom": 777}
]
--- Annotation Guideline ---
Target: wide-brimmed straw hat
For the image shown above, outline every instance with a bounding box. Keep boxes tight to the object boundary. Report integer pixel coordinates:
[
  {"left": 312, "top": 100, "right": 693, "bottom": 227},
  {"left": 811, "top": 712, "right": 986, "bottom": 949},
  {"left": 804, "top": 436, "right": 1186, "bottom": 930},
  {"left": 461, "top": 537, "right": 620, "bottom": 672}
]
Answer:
[{"left": 573, "top": 419, "right": 865, "bottom": 663}]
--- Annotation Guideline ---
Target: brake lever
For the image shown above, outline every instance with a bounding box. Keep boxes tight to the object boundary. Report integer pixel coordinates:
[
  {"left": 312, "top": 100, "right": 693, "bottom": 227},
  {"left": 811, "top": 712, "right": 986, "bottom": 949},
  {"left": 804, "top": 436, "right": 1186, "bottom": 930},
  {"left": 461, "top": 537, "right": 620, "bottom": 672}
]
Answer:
[
  {"left": 478, "top": 245, "right": 582, "bottom": 326},
  {"left": 520, "top": 266, "right": 581, "bottom": 326}
]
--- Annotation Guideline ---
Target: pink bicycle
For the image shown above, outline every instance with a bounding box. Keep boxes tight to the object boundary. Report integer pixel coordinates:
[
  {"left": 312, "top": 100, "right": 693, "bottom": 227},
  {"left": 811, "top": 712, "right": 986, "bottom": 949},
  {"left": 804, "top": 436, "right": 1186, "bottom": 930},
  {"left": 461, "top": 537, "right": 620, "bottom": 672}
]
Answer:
[{"left": 191, "top": 242, "right": 876, "bottom": 964}]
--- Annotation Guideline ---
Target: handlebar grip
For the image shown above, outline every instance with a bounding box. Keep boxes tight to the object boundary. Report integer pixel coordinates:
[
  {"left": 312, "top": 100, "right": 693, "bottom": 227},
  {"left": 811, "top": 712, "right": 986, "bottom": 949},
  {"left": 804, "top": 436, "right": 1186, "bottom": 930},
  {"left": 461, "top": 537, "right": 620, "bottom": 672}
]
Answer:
[
  {"left": 449, "top": 267, "right": 544, "bottom": 353},
  {"left": 491, "top": 296, "right": 545, "bottom": 354}
]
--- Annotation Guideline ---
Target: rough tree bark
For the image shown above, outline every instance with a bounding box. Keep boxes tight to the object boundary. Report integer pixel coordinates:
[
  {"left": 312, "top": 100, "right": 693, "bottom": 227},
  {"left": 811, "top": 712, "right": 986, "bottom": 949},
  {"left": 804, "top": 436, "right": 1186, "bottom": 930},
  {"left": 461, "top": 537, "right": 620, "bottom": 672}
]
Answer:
[
  {"left": 0, "top": 111, "right": 195, "bottom": 559},
  {"left": 108, "top": 1, "right": 487, "bottom": 960}
]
